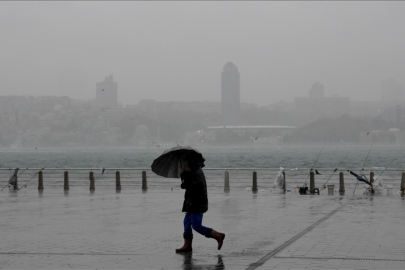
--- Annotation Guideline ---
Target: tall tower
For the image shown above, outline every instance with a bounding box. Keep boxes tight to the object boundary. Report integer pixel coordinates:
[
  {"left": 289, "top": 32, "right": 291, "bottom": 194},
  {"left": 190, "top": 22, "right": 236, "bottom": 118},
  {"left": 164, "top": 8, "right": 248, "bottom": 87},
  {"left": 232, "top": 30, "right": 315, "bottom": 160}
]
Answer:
[
  {"left": 96, "top": 74, "right": 118, "bottom": 109},
  {"left": 221, "top": 62, "right": 240, "bottom": 125}
]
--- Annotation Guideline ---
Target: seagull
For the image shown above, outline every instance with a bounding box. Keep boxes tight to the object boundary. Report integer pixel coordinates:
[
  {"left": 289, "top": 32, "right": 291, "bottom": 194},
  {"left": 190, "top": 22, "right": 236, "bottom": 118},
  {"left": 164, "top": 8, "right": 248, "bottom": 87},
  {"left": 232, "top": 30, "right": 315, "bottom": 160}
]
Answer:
[
  {"left": 254, "top": 137, "right": 259, "bottom": 140},
  {"left": 101, "top": 89, "right": 105, "bottom": 91},
  {"left": 367, "top": 132, "right": 370, "bottom": 136}
]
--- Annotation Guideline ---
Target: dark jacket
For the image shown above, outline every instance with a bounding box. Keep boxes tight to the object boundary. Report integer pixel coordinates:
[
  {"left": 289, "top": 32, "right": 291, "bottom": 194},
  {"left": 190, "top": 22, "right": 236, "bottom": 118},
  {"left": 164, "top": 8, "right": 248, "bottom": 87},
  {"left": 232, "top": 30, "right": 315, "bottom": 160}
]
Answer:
[{"left": 180, "top": 168, "right": 208, "bottom": 213}]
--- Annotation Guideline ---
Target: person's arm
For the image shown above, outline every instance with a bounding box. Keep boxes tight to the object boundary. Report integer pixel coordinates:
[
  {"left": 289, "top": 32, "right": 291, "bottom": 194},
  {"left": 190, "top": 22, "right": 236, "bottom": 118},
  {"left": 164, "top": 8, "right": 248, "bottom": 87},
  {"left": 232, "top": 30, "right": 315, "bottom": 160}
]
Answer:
[
  {"left": 180, "top": 168, "right": 187, "bottom": 189},
  {"left": 180, "top": 168, "right": 185, "bottom": 182},
  {"left": 180, "top": 171, "right": 203, "bottom": 190}
]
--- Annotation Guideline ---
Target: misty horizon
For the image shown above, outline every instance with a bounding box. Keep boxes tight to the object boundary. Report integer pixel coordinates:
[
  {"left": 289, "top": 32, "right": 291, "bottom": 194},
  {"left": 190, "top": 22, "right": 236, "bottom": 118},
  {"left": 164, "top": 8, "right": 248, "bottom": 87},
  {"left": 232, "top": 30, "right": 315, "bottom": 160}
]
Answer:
[{"left": 1, "top": 2, "right": 404, "bottom": 106}]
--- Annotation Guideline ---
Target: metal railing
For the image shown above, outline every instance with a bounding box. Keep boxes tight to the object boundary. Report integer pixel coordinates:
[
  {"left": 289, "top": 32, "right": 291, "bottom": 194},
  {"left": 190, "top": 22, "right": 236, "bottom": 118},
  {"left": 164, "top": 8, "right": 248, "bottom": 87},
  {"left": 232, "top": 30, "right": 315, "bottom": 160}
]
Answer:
[{"left": 1, "top": 167, "right": 404, "bottom": 192}]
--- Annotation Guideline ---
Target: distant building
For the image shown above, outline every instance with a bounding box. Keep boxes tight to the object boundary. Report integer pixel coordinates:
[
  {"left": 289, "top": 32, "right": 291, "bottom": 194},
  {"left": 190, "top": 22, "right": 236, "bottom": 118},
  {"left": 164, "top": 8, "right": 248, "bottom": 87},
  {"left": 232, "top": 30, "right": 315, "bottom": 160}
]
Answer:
[
  {"left": 359, "top": 128, "right": 405, "bottom": 145},
  {"left": 381, "top": 78, "right": 404, "bottom": 104},
  {"left": 96, "top": 75, "right": 117, "bottom": 109},
  {"left": 294, "top": 82, "right": 350, "bottom": 119},
  {"left": 207, "top": 125, "right": 297, "bottom": 145},
  {"left": 131, "top": 125, "right": 152, "bottom": 146},
  {"left": 137, "top": 99, "right": 158, "bottom": 118},
  {"left": 308, "top": 82, "right": 324, "bottom": 98},
  {"left": 221, "top": 62, "right": 240, "bottom": 125},
  {"left": 164, "top": 101, "right": 221, "bottom": 114},
  {"left": 136, "top": 100, "right": 255, "bottom": 115},
  {"left": 380, "top": 104, "right": 403, "bottom": 127}
]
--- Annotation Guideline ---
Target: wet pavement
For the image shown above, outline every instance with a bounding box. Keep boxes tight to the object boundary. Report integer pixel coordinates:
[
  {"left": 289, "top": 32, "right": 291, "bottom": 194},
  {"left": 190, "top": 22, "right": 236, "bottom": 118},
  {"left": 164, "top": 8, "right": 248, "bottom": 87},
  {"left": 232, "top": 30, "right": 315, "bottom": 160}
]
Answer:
[{"left": 1, "top": 187, "right": 405, "bottom": 269}]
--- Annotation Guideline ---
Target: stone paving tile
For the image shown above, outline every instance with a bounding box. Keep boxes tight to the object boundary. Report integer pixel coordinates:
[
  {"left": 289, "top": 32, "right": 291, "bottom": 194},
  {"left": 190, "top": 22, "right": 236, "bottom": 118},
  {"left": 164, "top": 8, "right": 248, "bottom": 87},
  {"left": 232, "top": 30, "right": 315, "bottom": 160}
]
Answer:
[
  {"left": 258, "top": 196, "right": 405, "bottom": 270},
  {"left": 1, "top": 187, "right": 405, "bottom": 269}
]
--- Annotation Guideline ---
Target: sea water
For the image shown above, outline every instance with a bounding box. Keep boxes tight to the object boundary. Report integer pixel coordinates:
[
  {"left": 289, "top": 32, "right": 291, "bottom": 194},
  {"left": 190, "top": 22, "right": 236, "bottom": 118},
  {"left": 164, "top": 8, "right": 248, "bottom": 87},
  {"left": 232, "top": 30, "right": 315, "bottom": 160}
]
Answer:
[
  {"left": 0, "top": 145, "right": 403, "bottom": 192},
  {"left": 0, "top": 144, "right": 403, "bottom": 169}
]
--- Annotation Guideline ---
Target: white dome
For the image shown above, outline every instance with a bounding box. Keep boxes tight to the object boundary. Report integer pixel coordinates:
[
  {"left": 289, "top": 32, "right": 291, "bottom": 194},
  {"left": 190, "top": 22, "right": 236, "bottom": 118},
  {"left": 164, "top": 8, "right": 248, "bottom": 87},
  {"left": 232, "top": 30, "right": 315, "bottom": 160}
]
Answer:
[
  {"left": 135, "top": 125, "right": 149, "bottom": 134},
  {"left": 135, "top": 125, "right": 151, "bottom": 138}
]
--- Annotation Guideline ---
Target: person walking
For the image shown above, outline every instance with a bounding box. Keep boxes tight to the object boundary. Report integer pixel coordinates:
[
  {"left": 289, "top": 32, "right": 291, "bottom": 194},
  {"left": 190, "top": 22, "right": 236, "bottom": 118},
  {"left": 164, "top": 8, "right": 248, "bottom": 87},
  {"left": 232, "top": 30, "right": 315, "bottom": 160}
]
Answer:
[{"left": 175, "top": 159, "right": 225, "bottom": 253}]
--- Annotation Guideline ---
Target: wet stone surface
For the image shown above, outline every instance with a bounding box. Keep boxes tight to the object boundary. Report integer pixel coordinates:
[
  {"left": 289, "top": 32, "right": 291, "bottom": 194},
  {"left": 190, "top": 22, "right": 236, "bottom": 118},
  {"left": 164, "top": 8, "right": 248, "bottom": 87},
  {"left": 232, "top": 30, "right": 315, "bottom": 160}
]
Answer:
[{"left": 0, "top": 187, "right": 405, "bottom": 269}]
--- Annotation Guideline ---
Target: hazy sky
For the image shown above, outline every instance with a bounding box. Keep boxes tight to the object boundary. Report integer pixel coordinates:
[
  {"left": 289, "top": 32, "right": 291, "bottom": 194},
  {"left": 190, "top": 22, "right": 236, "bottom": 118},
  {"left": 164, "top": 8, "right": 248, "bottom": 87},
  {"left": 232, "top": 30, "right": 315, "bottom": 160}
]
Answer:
[{"left": 1, "top": 2, "right": 404, "bottom": 106}]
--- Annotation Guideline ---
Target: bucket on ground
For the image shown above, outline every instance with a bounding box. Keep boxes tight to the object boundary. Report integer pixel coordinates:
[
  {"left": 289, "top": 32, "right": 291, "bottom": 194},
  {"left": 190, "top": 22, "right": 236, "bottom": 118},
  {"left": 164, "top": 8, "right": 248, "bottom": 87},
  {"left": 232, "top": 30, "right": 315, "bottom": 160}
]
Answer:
[
  {"left": 299, "top": 186, "right": 308, "bottom": 195},
  {"left": 327, "top": 185, "right": 335, "bottom": 195}
]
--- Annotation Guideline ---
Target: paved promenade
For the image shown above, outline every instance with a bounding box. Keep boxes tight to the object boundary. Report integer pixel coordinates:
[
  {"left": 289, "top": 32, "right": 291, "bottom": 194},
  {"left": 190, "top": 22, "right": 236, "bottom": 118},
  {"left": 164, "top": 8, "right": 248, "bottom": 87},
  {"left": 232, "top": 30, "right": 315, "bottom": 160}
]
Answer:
[{"left": 0, "top": 186, "right": 405, "bottom": 269}]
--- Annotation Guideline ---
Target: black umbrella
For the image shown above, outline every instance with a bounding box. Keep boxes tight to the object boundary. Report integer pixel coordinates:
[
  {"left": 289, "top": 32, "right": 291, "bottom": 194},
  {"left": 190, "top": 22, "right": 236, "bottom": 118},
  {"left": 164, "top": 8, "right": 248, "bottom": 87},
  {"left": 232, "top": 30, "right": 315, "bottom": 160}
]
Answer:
[
  {"left": 348, "top": 170, "right": 372, "bottom": 186},
  {"left": 151, "top": 145, "right": 205, "bottom": 178}
]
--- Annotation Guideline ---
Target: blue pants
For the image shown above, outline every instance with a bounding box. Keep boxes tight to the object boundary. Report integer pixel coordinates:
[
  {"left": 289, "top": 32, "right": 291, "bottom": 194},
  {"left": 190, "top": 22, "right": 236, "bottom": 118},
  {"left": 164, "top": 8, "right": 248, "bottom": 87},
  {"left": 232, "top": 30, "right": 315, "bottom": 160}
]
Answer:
[{"left": 183, "top": 212, "right": 212, "bottom": 237}]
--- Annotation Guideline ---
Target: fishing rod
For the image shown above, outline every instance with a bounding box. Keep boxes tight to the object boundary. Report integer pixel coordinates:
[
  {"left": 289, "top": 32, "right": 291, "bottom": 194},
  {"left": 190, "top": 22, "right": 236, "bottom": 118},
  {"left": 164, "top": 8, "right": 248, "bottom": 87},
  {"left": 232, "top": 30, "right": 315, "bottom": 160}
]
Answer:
[
  {"left": 302, "top": 143, "right": 325, "bottom": 187},
  {"left": 373, "top": 159, "right": 397, "bottom": 184},
  {"left": 352, "top": 143, "right": 373, "bottom": 195},
  {"left": 1, "top": 168, "right": 19, "bottom": 191},
  {"left": 320, "top": 152, "right": 349, "bottom": 191},
  {"left": 17, "top": 168, "right": 45, "bottom": 190},
  {"left": 366, "top": 146, "right": 404, "bottom": 193},
  {"left": 0, "top": 160, "right": 37, "bottom": 191},
  {"left": 18, "top": 159, "right": 53, "bottom": 190},
  {"left": 1, "top": 159, "right": 52, "bottom": 192},
  {"left": 361, "top": 143, "right": 373, "bottom": 172}
]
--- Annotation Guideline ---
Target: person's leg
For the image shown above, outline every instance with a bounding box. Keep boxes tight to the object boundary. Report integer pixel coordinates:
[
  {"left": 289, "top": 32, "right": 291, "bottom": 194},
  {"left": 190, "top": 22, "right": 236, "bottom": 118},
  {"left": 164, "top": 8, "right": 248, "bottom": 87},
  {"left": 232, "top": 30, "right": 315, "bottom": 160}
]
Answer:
[
  {"left": 191, "top": 213, "right": 226, "bottom": 250},
  {"left": 190, "top": 213, "right": 212, "bottom": 237},
  {"left": 183, "top": 212, "right": 192, "bottom": 236},
  {"left": 207, "top": 228, "right": 226, "bottom": 250},
  {"left": 176, "top": 213, "right": 193, "bottom": 253}
]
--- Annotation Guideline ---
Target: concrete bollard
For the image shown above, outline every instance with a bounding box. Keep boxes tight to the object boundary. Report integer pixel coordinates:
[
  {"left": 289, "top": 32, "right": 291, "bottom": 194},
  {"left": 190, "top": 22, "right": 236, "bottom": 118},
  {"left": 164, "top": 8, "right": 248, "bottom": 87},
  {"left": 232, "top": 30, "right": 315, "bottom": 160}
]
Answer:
[
  {"left": 252, "top": 171, "right": 258, "bottom": 192},
  {"left": 38, "top": 170, "right": 44, "bottom": 191},
  {"left": 116, "top": 171, "right": 121, "bottom": 191},
  {"left": 282, "top": 171, "right": 286, "bottom": 193},
  {"left": 339, "top": 172, "right": 345, "bottom": 195},
  {"left": 310, "top": 171, "right": 315, "bottom": 193},
  {"left": 142, "top": 171, "right": 147, "bottom": 190},
  {"left": 370, "top": 171, "right": 374, "bottom": 184},
  {"left": 401, "top": 172, "right": 405, "bottom": 195},
  {"left": 224, "top": 170, "right": 230, "bottom": 192},
  {"left": 64, "top": 171, "right": 69, "bottom": 191},
  {"left": 89, "top": 172, "right": 95, "bottom": 191}
]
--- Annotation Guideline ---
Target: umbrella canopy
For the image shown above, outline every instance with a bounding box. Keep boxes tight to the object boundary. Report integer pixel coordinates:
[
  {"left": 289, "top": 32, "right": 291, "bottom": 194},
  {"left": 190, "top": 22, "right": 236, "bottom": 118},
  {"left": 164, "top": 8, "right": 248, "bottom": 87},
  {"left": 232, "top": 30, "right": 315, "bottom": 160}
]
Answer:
[
  {"left": 348, "top": 170, "right": 372, "bottom": 186},
  {"left": 151, "top": 145, "right": 205, "bottom": 178}
]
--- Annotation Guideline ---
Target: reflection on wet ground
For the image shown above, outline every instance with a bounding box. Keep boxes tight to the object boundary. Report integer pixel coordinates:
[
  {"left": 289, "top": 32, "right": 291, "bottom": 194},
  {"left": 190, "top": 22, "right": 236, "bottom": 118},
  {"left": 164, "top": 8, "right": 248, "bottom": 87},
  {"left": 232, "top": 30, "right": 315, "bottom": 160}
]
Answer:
[
  {"left": 179, "top": 254, "right": 225, "bottom": 270},
  {"left": 1, "top": 188, "right": 405, "bottom": 269}
]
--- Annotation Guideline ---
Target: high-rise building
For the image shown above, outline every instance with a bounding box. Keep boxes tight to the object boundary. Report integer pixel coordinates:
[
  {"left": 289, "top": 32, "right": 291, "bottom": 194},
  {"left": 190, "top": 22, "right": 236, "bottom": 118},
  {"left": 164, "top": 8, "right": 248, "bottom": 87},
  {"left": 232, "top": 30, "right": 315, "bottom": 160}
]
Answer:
[
  {"left": 96, "top": 75, "right": 117, "bottom": 109},
  {"left": 295, "top": 82, "right": 350, "bottom": 121},
  {"left": 221, "top": 62, "right": 240, "bottom": 125}
]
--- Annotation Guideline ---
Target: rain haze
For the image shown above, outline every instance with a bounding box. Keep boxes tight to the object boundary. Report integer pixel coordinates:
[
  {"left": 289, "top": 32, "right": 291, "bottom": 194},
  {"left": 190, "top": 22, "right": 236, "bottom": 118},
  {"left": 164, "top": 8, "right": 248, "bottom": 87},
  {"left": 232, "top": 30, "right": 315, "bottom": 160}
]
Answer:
[
  {"left": 0, "top": 1, "right": 405, "bottom": 147},
  {"left": 1, "top": 1, "right": 404, "bottom": 105},
  {"left": 3, "top": 3, "right": 405, "bottom": 270}
]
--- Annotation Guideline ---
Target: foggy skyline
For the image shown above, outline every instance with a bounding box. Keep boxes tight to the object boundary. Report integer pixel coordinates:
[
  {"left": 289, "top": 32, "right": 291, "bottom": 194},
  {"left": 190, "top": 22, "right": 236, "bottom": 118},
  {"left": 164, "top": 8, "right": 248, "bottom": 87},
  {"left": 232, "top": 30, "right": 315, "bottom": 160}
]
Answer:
[{"left": 1, "top": 1, "right": 404, "bottom": 106}]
